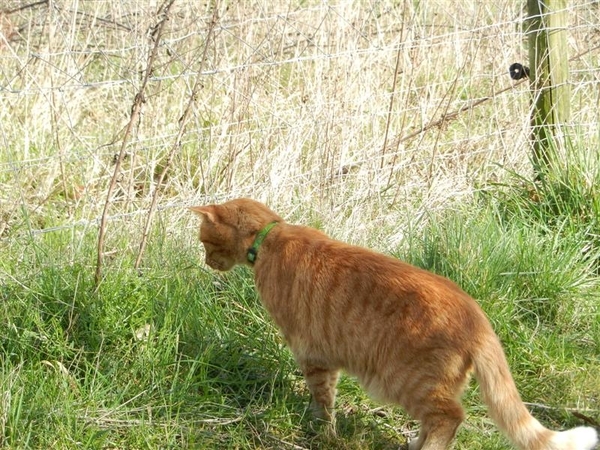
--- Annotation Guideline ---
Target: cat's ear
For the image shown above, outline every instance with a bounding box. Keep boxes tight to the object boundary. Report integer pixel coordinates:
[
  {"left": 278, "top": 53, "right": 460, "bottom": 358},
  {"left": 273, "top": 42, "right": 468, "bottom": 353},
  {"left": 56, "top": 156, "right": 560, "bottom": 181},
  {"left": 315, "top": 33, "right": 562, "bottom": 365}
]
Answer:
[{"left": 189, "top": 205, "right": 216, "bottom": 223}]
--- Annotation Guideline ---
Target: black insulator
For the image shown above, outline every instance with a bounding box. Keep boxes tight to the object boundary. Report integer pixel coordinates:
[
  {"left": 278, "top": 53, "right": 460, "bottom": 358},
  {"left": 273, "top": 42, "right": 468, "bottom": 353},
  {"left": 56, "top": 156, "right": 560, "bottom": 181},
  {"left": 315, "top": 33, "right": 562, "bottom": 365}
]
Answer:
[{"left": 509, "top": 63, "right": 530, "bottom": 80}]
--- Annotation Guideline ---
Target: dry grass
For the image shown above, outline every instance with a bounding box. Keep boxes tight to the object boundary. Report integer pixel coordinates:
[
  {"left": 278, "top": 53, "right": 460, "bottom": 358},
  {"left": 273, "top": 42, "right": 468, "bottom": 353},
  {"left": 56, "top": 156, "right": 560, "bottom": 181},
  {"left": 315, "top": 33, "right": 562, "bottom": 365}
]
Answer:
[
  {"left": 1, "top": 1, "right": 599, "bottom": 247},
  {"left": 1, "top": 3, "right": 600, "bottom": 448}
]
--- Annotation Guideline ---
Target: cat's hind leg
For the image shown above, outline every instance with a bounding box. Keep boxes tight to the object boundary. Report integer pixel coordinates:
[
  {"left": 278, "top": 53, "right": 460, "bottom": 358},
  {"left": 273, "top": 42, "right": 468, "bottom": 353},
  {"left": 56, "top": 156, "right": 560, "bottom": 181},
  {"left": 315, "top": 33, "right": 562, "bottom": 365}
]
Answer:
[
  {"left": 410, "top": 399, "right": 464, "bottom": 450},
  {"left": 300, "top": 364, "right": 340, "bottom": 424}
]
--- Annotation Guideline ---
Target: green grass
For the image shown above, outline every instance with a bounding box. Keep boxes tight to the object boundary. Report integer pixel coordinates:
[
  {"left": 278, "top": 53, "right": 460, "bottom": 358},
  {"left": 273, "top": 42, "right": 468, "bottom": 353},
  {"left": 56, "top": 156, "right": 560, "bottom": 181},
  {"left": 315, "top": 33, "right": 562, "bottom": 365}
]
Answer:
[
  {"left": 1, "top": 168, "right": 599, "bottom": 449},
  {"left": 1, "top": 1, "right": 600, "bottom": 448}
]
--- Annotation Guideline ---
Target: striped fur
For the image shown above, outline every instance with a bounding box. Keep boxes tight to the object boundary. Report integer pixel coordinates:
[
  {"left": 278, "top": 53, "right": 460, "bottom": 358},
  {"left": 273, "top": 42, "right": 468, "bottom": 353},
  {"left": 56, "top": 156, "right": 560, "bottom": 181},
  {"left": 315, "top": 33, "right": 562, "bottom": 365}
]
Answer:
[{"left": 191, "top": 198, "right": 598, "bottom": 450}]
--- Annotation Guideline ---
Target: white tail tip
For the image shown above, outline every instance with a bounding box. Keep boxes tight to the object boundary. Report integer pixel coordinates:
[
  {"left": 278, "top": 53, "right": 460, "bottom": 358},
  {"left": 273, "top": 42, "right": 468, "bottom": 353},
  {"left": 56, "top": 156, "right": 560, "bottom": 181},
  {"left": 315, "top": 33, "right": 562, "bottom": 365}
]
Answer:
[{"left": 548, "top": 426, "right": 598, "bottom": 450}]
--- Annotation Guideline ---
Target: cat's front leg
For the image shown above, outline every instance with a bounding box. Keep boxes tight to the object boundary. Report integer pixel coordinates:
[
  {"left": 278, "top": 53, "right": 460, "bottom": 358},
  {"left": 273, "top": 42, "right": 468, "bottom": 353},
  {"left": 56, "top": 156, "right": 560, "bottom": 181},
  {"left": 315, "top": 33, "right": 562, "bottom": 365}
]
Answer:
[{"left": 299, "top": 363, "right": 340, "bottom": 427}]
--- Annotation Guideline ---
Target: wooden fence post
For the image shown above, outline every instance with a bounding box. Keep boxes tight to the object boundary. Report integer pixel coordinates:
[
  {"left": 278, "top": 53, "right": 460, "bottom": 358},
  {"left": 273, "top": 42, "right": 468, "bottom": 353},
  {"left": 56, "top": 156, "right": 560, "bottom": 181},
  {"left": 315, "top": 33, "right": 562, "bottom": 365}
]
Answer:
[{"left": 526, "top": 0, "right": 570, "bottom": 175}]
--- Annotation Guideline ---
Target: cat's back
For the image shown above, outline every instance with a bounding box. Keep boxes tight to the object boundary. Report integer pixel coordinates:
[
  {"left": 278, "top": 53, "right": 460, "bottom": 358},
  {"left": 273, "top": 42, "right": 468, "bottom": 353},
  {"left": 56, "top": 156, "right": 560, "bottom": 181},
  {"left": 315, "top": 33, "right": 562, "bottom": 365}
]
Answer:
[
  {"left": 257, "top": 222, "right": 487, "bottom": 334},
  {"left": 255, "top": 223, "right": 489, "bottom": 384},
  {"left": 265, "top": 223, "right": 461, "bottom": 292}
]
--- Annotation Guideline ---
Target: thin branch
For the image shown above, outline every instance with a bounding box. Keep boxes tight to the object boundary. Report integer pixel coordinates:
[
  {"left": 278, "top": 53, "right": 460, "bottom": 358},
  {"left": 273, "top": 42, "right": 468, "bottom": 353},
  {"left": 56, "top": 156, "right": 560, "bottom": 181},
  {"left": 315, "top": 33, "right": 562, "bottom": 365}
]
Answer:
[
  {"left": 379, "top": 40, "right": 403, "bottom": 170},
  {"left": 79, "top": 414, "right": 243, "bottom": 429},
  {"left": 383, "top": 80, "right": 526, "bottom": 154},
  {"left": 134, "top": 3, "right": 220, "bottom": 271},
  {"left": 381, "top": 41, "right": 600, "bottom": 155},
  {"left": 524, "top": 402, "right": 600, "bottom": 414},
  {"left": 571, "top": 411, "right": 600, "bottom": 428},
  {"left": 62, "top": 7, "right": 132, "bottom": 32},
  {"left": 524, "top": 402, "right": 600, "bottom": 427},
  {"left": 2, "top": 0, "right": 48, "bottom": 15},
  {"left": 94, "top": 0, "right": 176, "bottom": 286}
]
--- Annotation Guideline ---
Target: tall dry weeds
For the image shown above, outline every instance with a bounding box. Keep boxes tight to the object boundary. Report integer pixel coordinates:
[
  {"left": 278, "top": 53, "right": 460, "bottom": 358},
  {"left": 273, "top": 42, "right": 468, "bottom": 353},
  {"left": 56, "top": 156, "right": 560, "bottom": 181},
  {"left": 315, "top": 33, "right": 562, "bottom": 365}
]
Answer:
[{"left": 0, "top": 1, "right": 599, "bottom": 248}]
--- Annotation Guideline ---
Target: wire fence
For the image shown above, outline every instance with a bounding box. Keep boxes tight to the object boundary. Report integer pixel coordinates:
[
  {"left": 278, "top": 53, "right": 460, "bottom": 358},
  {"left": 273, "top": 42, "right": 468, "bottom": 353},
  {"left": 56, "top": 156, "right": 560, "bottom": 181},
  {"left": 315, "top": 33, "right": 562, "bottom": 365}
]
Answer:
[{"left": 1, "top": 1, "right": 599, "bottom": 250}]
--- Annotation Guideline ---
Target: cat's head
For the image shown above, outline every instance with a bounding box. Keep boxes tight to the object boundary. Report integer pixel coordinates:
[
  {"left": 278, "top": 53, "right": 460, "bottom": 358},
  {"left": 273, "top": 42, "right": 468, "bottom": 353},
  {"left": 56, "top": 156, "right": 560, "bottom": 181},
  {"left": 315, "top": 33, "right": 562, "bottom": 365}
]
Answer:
[{"left": 190, "top": 198, "right": 283, "bottom": 271}]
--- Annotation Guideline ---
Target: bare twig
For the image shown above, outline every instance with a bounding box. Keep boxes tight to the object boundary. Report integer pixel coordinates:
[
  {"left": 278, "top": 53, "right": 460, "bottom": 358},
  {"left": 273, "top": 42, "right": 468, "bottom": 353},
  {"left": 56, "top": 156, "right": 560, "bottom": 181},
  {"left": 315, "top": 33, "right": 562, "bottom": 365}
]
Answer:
[
  {"left": 2, "top": 0, "right": 48, "bottom": 15},
  {"left": 80, "top": 414, "right": 244, "bottom": 429},
  {"left": 383, "top": 80, "right": 527, "bottom": 155},
  {"left": 525, "top": 402, "right": 600, "bottom": 428},
  {"left": 425, "top": 75, "right": 460, "bottom": 188},
  {"left": 134, "top": 3, "right": 220, "bottom": 271},
  {"left": 45, "top": 0, "right": 70, "bottom": 214},
  {"left": 382, "top": 42, "right": 600, "bottom": 155},
  {"left": 65, "top": 8, "right": 132, "bottom": 32},
  {"left": 379, "top": 35, "right": 403, "bottom": 170},
  {"left": 571, "top": 411, "right": 599, "bottom": 428},
  {"left": 524, "top": 401, "right": 600, "bottom": 415},
  {"left": 95, "top": 0, "right": 176, "bottom": 286}
]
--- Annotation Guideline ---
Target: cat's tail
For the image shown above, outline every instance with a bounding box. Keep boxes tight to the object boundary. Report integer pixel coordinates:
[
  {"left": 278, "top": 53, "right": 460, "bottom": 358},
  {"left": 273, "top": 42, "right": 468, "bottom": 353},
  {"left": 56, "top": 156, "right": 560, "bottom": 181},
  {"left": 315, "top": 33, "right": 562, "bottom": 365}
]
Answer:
[{"left": 472, "top": 333, "right": 598, "bottom": 450}]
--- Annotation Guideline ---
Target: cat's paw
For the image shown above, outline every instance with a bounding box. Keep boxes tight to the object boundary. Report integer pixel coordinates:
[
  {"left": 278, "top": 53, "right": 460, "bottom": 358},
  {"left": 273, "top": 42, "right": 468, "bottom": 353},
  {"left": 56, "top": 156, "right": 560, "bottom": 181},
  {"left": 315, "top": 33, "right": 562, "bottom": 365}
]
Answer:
[
  {"left": 306, "top": 415, "right": 337, "bottom": 438},
  {"left": 323, "top": 420, "right": 337, "bottom": 438},
  {"left": 307, "top": 403, "right": 337, "bottom": 437},
  {"left": 310, "top": 399, "right": 335, "bottom": 422}
]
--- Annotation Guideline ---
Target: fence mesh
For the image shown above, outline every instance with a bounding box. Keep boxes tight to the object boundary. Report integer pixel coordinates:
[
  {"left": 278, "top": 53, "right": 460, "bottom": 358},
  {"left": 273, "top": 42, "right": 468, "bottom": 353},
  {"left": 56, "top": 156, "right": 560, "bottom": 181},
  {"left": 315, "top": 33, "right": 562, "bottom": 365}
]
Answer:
[{"left": 1, "top": 1, "right": 599, "bottom": 246}]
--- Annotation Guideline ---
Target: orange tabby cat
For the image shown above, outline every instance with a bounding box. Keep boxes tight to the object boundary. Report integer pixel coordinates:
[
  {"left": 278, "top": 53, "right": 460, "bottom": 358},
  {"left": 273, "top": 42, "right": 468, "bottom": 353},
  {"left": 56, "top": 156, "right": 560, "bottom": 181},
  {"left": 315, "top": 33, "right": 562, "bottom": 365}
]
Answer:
[{"left": 190, "top": 198, "right": 598, "bottom": 450}]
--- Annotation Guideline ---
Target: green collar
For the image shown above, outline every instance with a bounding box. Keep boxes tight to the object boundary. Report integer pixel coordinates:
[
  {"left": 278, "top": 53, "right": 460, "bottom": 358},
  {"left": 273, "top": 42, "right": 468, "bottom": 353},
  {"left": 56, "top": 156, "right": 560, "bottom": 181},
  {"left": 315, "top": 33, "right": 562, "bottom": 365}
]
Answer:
[{"left": 247, "top": 221, "right": 279, "bottom": 264}]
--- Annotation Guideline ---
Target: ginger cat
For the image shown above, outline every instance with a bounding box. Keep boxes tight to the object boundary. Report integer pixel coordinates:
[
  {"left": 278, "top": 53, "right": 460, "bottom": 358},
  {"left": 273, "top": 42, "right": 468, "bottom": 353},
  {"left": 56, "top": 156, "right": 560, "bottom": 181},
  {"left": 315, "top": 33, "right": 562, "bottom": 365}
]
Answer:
[{"left": 190, "top": 198, "right": 598, "bottom": 450}]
